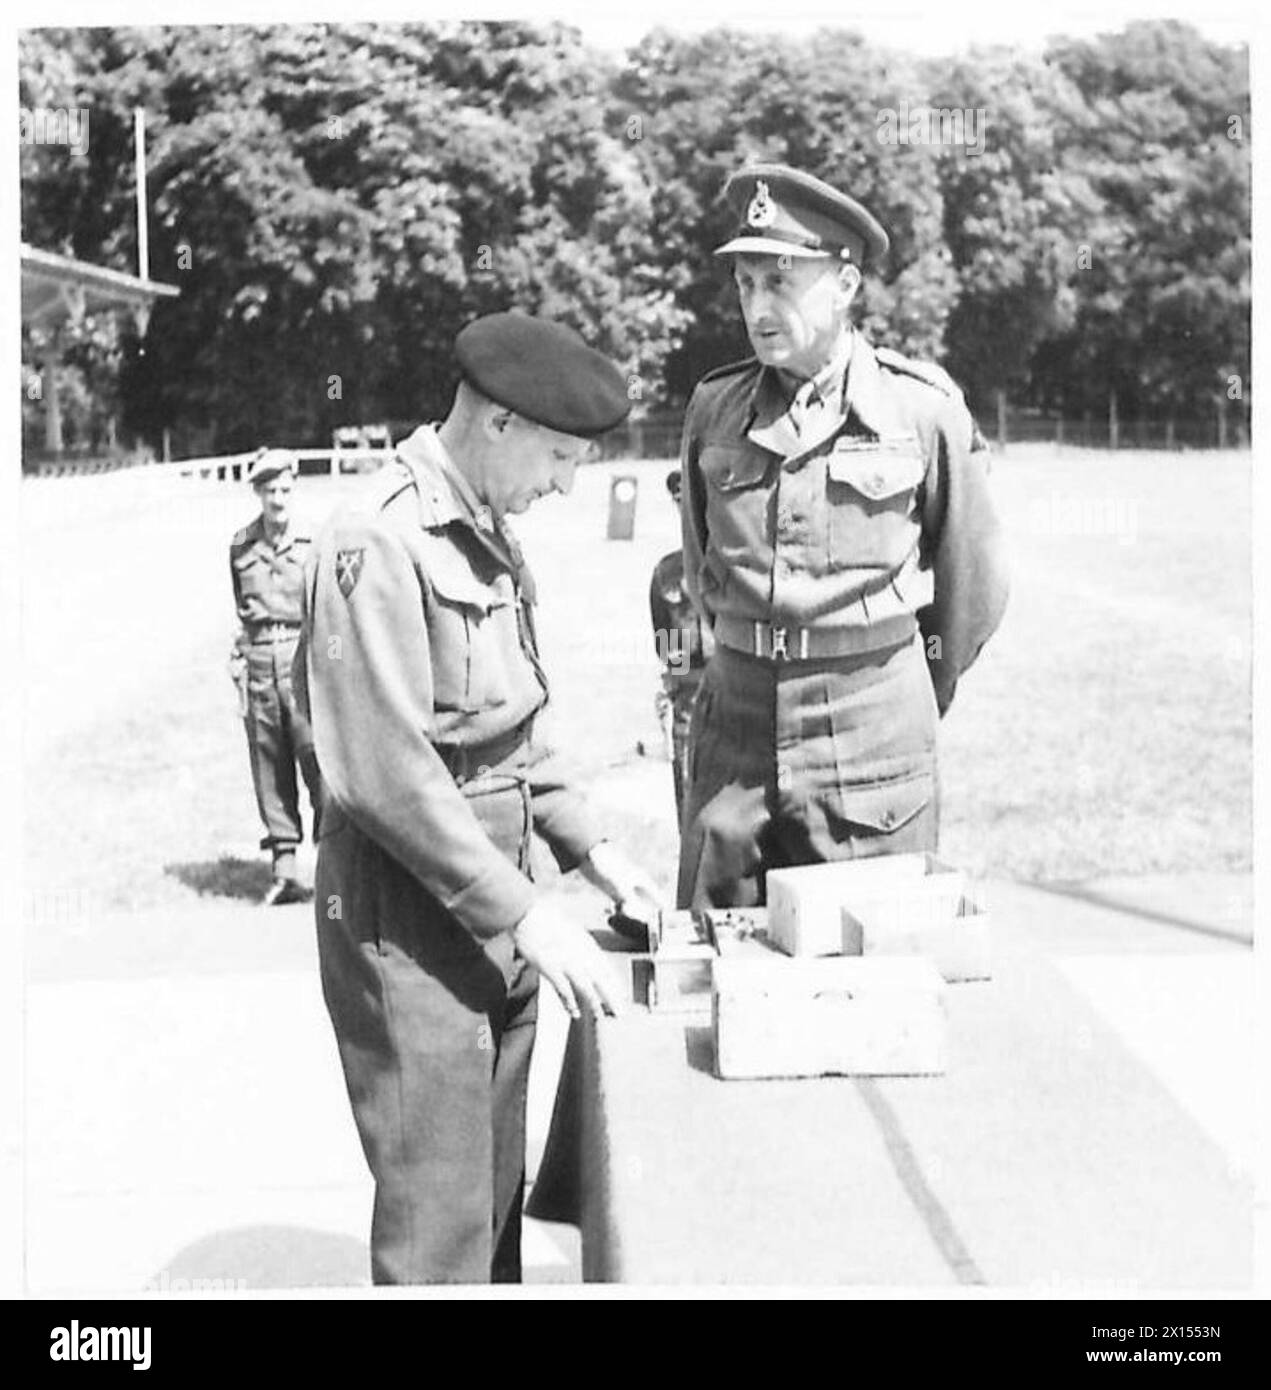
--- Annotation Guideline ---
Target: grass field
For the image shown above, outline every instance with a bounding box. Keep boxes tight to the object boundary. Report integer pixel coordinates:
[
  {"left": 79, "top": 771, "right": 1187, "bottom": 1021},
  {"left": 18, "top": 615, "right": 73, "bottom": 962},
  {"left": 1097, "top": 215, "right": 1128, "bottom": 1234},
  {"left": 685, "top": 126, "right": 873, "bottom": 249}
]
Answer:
[{"left": 20, "top": 444, "right": 1251, "bottom": 919}]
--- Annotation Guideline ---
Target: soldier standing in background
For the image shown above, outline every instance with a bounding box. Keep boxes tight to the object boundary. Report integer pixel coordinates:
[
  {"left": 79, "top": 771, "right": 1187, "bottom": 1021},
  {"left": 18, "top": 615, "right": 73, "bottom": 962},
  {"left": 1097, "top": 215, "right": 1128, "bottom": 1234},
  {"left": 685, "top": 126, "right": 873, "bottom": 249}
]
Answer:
[
  {"left": 649, "top": 468, "right": 714, "bottom": 823},
  {"left": 678, "top": 164, "right": 1009, "bottom": 909},
  {"left": 229, "top": 449, "right": 321, "bottom": 906}
]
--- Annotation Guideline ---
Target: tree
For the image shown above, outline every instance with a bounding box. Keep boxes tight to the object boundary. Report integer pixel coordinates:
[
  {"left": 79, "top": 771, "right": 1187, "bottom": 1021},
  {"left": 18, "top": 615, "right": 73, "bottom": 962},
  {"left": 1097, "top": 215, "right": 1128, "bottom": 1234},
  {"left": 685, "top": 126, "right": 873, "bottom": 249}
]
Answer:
[
  {"left": 1039, "top": 21, "right": 1251, "bottom": 423},
  {"left": 612, "top": 27, "right": 958, "bottom": 406},
  {"left": 23, "top": 21, "right": 687, "bottom": 454},
  {"left": 924, "top": 48, "right": 1103, "bottom": 416}
]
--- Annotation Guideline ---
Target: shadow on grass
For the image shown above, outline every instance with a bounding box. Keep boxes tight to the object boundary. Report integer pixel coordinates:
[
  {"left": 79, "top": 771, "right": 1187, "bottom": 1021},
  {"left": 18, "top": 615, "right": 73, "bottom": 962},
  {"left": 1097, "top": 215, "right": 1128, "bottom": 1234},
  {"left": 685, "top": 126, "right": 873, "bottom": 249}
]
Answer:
[
  {"left": 164, "top": 856, "right": 273, "bottom": 902},
  {"left": 147, "top": 1224, "right": 368, "bottom": 1290}
]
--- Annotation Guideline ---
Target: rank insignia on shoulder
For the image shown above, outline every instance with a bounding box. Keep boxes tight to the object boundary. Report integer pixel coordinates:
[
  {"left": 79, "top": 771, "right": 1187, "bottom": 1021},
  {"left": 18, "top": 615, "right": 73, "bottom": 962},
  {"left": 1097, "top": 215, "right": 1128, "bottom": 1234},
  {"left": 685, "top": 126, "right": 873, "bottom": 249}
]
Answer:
[{"left": 335, "top": 548, "right": 365, "bottom": 599}]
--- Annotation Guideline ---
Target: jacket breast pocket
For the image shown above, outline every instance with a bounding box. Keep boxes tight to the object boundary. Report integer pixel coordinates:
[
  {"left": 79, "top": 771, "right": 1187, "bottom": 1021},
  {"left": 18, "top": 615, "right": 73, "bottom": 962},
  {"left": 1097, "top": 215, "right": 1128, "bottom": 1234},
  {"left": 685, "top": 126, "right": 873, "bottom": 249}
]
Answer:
[
  {"left": 700, "top": 444, "right": 773, "bottom": 561},
  {"left": 231, "top": 548, "right": 268, "bottom": 602},
  {"left": 825, "top": 436, "right": 925, "bottom": 570},
  {"left": 426, "top": 559, "right": 520, "bottom": 714}
]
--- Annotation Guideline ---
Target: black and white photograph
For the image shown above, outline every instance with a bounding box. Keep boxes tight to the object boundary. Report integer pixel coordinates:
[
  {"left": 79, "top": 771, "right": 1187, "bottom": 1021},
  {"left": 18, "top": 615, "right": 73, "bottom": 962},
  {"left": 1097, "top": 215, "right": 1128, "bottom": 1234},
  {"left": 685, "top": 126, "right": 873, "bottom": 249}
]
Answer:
[{"left": 2, "top": 0, "right": 1263, "bottom": 1327}]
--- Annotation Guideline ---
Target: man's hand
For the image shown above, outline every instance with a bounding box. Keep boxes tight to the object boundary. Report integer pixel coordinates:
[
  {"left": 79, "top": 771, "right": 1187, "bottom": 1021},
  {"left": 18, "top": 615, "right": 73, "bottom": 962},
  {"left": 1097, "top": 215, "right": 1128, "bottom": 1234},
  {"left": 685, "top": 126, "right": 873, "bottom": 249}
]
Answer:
[
  {"left": 512, "top": 901, "right": 626, "bottom": 1021},
  {"left": 579, "top": 841, "right": 667, "bottom": 928}
]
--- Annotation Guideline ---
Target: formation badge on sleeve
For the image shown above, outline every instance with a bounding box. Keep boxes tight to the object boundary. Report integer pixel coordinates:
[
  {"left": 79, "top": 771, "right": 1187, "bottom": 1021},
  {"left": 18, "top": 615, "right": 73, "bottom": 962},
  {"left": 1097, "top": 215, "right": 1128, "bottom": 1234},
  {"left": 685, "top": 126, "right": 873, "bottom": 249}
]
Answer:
[{"left": 335, "top": 548, "right": 365, "bottom": 599}]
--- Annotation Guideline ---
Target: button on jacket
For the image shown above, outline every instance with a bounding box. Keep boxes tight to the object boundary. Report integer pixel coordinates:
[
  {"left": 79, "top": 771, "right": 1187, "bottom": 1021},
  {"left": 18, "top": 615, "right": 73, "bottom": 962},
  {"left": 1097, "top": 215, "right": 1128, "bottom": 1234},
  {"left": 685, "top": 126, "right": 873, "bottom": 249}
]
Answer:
[{"left": 680, "top": 330, "right": 1008, "bottom": 712}]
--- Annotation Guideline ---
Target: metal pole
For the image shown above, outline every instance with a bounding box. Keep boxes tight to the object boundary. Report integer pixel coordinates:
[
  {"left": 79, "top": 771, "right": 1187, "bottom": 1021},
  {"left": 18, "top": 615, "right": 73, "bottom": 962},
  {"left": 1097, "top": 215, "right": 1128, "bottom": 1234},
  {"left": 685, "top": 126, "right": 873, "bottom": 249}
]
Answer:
[{"left": 134, "top": 109, "right": 149, "bottom": 282}]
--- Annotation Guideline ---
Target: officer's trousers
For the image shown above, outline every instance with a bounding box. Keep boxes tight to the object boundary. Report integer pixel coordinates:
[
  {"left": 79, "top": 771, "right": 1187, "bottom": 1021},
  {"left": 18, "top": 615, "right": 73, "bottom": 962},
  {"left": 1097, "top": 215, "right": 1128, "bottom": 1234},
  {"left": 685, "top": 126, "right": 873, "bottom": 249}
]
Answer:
[
  {"left": 243, "top": 637, "right": 320, "bottom": 855},
  {"left": 315, "top": 773, "right": 538, "bottom": 1285},
  {"left": 677, "top": 633, "right": 939, "bottom": 908}
]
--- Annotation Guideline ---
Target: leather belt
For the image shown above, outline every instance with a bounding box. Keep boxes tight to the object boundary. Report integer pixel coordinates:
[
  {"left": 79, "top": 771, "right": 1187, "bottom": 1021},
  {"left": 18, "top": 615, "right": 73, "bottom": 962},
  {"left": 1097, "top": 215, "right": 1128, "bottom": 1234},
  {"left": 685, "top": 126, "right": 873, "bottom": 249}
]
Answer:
[
  {"left": 247, "top": 622, "right": 302, "bottom": 643},
  {"left": 436, "top": 719, "right": 534, "bottom": 786},
  {"left": 713, "top": 613, "right": 916, "bottom": 661}
]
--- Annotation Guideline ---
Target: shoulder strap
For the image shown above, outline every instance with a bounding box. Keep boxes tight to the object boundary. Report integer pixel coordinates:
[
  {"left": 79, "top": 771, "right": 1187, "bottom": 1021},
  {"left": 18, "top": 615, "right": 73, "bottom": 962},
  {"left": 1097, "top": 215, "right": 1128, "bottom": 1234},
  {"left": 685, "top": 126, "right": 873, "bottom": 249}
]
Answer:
[
  {"left": 699, "top": 355, "right": 759, "bottom": 386},
  {"left": 875, "top": 346, "right": 964, "bottom": 398}
]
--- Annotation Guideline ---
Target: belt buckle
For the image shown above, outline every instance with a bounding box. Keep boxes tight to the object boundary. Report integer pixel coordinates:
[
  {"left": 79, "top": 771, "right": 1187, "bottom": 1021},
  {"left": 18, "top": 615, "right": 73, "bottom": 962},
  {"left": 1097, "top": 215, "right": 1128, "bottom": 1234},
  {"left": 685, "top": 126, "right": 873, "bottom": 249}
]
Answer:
[{"left": 770, "top": 625, "right": 789, "bottom": 661}]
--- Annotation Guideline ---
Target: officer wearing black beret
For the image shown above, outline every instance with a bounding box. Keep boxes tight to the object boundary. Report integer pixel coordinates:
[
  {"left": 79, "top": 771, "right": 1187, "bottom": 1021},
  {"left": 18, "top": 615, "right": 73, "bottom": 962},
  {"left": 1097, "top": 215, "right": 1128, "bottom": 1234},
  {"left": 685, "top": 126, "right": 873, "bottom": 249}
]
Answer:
[
  {"left": 677, "top": 164, "right": 1009, "bottom": 908},
  {"left": 297, "top": 312, "right": 663, "bottom": 1283}
]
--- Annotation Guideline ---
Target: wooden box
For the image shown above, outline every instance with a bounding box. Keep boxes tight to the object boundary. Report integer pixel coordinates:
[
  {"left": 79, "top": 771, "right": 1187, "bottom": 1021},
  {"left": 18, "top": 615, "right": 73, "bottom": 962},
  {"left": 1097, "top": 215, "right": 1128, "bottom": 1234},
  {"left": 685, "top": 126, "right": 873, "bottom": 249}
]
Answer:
[
  {"left": 844, "top": 894, "right": 992, "bottom": 982},
  {"left": 712, "top": 956, "right": 947, "bottom": 1080},
  {"left": 767, "top": 853, "right": 965, "bottom": 958},
  {"left": 646, "top": 912, "right": 715, "bottom": 1015},
  {"left": 646, "top": 909, "right": 775, "bottom": 1015}
]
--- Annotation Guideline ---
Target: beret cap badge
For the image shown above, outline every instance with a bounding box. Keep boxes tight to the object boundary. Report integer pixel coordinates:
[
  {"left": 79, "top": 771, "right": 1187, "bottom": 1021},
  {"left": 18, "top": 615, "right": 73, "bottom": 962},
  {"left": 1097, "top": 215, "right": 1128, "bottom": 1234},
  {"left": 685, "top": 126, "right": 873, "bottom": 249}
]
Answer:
[{"left": 746, "top": 180, "right": 778, "bottom": 229}]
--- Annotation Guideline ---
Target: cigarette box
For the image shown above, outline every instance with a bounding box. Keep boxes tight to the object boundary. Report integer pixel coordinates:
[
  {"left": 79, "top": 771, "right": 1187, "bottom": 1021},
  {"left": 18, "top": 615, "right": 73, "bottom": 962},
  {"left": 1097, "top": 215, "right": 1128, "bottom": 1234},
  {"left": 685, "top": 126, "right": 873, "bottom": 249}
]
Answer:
[
  {"left": 844, "top": 894, "right": 992, "bottom": 982},
  {"left": 646, "top": 909, "right": 775, "bottom": 1014},
  {"left": 767, "top": 853, "right": 965, "bottom": 958},
  {"left": 712, "top": 955, "right": 947, "bottom": 1080},
  {"left": 646, "top": 912, "right": 715, "bottom": 1015}
]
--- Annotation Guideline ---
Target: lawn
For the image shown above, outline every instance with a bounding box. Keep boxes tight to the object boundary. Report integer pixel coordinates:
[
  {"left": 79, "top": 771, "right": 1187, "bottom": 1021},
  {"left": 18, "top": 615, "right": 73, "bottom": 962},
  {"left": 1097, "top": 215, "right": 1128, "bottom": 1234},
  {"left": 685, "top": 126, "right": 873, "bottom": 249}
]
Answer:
[{"left": 21, "top": 444, "right": 1252, "bottom": 920}]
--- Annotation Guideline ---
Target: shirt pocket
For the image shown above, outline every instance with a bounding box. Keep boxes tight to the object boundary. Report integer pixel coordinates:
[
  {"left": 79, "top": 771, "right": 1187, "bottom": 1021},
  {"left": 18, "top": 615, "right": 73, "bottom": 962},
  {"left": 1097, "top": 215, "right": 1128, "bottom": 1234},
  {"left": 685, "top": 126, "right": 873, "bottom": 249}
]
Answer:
[
  {"left": 425, "top": 553, "right": 521, "bottom": 714},
  {"left": 700, "top": 444, "right": 773, "bottom": 563},
  {"left": 825, "top": 434, "right": 926, "bottom": 570}
]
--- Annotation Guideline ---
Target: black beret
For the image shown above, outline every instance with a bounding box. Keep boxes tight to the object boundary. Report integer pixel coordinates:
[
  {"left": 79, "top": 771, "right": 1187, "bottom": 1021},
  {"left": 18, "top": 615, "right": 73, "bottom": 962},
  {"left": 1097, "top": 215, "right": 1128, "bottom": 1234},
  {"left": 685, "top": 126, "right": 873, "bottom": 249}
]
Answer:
[
  {"left": 455, "top": 313, "right": 631, "bottom": 438},
  {"left": 715, "top": 164, "right": 889, "bottom": 267}
]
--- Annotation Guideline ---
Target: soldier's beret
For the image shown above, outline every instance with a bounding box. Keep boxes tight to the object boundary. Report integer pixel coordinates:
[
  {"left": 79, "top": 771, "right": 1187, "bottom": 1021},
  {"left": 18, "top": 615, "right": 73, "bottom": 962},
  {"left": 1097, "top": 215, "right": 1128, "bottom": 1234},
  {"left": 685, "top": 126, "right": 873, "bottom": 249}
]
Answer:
[
  {"left": 455, "top": 313, "right": 631, "bottom": 438},
  {"left": 248, "top": 448, "right": 298, "bottom": 485},
  {"left": 714, "top": 164, "right": 889, "bottom": 267},
  {"left": 666, "top": 468, "right": 682, "bottom": 495}
]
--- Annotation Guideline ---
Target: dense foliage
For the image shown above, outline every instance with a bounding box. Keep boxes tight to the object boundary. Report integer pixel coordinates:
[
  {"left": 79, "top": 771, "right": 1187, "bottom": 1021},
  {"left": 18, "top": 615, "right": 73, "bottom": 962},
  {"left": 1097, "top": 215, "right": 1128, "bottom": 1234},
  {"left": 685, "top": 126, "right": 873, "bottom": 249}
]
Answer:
[{"left": 19, "top": 19, "right": 1250, "bottom": 455}]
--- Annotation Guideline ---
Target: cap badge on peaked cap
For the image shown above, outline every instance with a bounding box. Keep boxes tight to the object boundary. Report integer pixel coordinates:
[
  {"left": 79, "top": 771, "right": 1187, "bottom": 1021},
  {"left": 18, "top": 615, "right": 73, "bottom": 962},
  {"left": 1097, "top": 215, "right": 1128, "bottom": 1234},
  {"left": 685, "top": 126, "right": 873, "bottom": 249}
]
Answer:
[{"left": 746, "top": 180, "right": 778, "bottom": 229}]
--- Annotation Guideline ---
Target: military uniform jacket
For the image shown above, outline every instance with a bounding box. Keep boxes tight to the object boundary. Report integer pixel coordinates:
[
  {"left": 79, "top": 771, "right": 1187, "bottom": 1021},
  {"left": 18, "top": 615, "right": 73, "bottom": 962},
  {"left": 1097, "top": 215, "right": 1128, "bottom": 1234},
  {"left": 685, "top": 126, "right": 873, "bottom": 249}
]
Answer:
[
  {"left": 298, "top": 425, "right": 600, "bottom": 941},
  {"left": 681, "top": 330, "right": 1008, "bottom": 710},
  {"left": 649, "top": 549, "right": 714, "bottom": 682},
  {"left": 230, "top": 515, "right": 311, "bottom": 642}
]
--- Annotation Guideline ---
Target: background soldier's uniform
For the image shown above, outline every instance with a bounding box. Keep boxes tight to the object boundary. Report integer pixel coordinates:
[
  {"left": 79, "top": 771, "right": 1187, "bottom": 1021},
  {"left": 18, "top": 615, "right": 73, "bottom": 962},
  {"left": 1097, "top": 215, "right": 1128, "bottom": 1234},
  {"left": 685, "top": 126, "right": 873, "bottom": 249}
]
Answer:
[
  {"left": 678, "top": 331, "right": 1008, "bottom": 908},
  {"left": 297, "top": 425, "right": 603, "bottom": 1284},
  {"left": 649, "top": 549, "right": 714, "bottom": 821},
  {"left": 230, "top": 514, "right": 321, "bottom": 876}
]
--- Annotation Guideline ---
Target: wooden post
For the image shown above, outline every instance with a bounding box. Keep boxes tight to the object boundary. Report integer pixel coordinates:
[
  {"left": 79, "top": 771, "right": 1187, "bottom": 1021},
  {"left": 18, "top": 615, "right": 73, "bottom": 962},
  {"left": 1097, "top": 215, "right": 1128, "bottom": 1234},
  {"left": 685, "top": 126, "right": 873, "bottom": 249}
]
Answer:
[
  {"left": 135, "top": 109, "right": 149, "bottom": 282},
  {"left": 1216, "top": 398, "right": 1228, "bottom": 449},
  {"left": 1165, "top": 418, "right": 1175, "bottom": 450},
  {"left": 1108, "top": 388, "right": 1119, "bottom": 450},
  {"left": 996, "top": 388, "right": 1007, "bottom": 449},
  {"left": 1055, "top": 414, "right": 1064, "bottom": 450},
  {"left": 45, "top": 347, "right": 63, "bottom": 454},
  {"left": 162, "top": 427, "right": 171, "bottom": 462}
]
